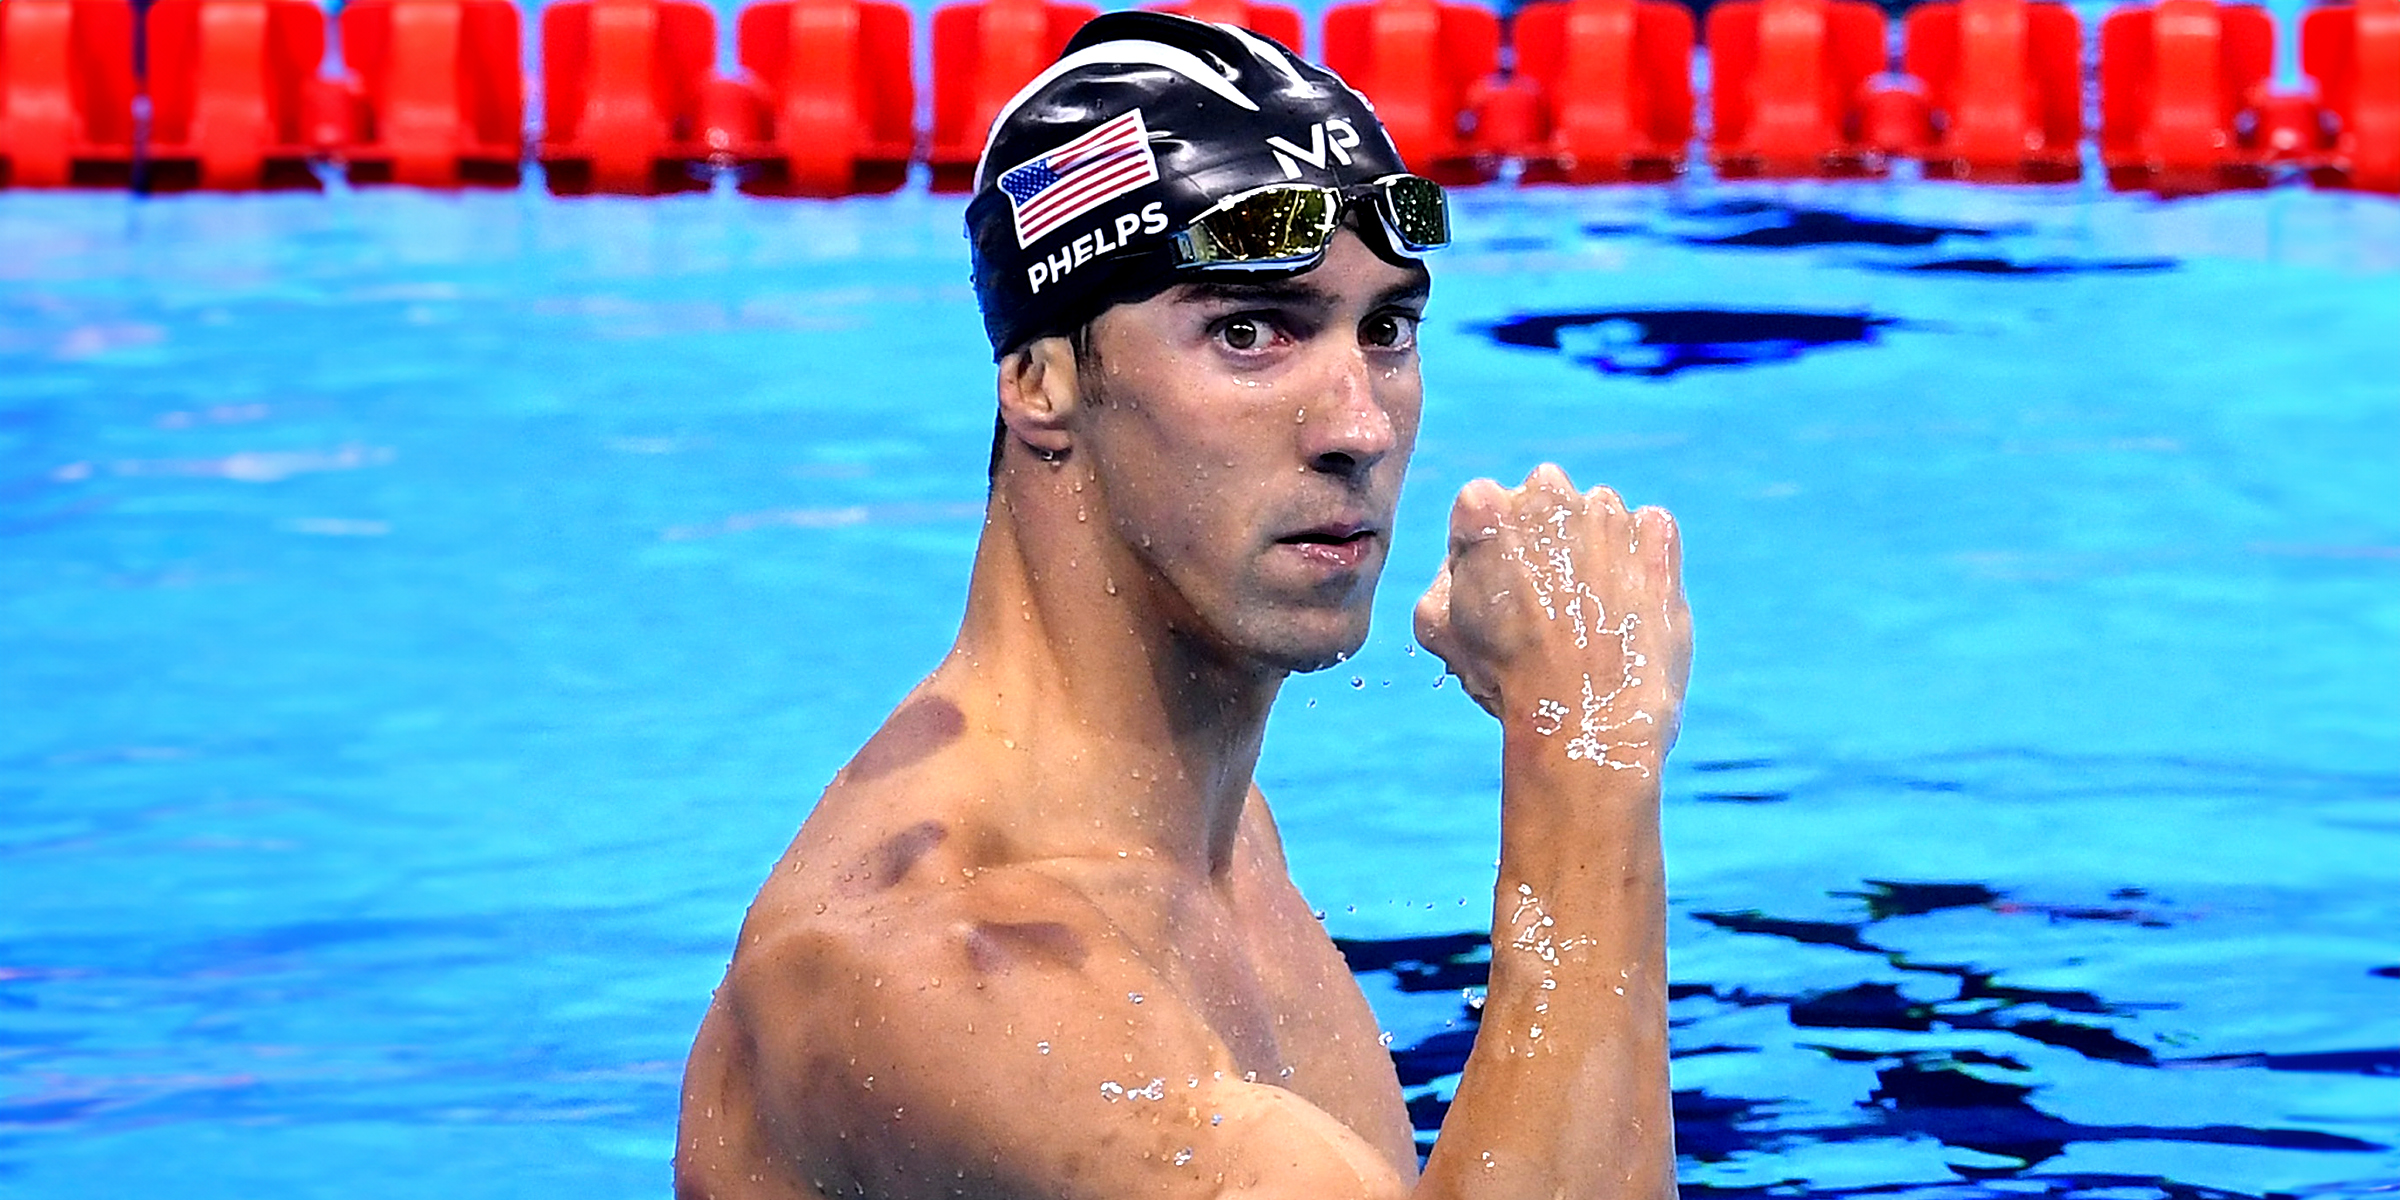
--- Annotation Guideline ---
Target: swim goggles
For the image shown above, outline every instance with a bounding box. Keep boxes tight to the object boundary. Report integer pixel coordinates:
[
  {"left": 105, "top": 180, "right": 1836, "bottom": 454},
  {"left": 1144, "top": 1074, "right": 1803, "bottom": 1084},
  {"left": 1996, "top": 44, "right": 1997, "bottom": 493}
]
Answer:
[{"left": 1168, "top": 173, "right": 1450, "bottom": 271}]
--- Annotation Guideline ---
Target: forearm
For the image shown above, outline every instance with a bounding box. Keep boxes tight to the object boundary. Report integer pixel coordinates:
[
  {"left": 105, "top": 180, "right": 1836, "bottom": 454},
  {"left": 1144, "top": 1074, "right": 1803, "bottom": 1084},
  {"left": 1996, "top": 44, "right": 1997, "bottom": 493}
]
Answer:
[{"left": 1416, "top": 731, "right": 1675, "bottom": 1200}]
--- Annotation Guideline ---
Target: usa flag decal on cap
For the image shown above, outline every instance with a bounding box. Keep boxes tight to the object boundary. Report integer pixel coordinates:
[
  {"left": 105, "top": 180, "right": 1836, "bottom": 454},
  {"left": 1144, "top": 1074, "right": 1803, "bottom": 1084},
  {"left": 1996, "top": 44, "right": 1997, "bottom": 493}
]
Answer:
[{"left": 996, "top": 109, "right": 1161, "bottom": 249}]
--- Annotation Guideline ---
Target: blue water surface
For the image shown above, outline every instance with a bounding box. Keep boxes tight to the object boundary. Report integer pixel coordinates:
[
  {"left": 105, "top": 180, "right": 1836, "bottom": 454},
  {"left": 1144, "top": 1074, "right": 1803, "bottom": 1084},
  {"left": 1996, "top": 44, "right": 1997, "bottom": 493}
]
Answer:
[{"left": 2, "top": 176, "right": 2396, "bottom": 1199}]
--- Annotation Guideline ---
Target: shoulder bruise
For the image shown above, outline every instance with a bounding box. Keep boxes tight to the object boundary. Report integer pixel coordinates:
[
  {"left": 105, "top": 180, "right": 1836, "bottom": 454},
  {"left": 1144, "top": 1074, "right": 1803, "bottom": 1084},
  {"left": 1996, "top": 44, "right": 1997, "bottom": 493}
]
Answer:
[
  {"left": 842, "top": 695, "right": 966, "bottom": 784},
  {"left": 965, "top": 920, "right": 1092, "bottom": 973}
]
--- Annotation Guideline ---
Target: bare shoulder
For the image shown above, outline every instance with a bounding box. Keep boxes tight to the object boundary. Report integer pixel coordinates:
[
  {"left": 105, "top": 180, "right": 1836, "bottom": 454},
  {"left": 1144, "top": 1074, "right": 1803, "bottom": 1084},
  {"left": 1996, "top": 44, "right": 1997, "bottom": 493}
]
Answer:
[
  {"left": 683, "top": 856, "right": 1239, "bottom": 1199},
  {"left": 676, "top": 695, "right": 1409, "bottom": 1199}
]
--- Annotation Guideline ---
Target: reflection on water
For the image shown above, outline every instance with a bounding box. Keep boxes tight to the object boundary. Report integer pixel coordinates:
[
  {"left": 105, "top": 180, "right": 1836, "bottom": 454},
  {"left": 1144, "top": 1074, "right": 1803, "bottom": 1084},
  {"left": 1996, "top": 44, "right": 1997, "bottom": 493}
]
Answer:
[
  {"left": 1568, "top": 196, "right": 2189, "bottom": 276},
  {"left": 1342, "top": 858, "right": 2399, "bottom": 1186},
  {"left": 1484, "top": 309, "right": 1899, "bottom": 377},
  {"left": 1877, "top": 257, "right": 2179, "bottom": 276},
  {"left": 1658, "top": 202, "right": 2008, "bottom": 250}
]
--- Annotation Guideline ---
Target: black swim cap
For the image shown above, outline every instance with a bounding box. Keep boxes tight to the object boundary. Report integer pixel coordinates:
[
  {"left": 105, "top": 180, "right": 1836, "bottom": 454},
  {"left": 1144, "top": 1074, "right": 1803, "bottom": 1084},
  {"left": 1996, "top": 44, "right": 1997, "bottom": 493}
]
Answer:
[{"left": 966, "top": 12, "right": 1408, "bottom": 358}]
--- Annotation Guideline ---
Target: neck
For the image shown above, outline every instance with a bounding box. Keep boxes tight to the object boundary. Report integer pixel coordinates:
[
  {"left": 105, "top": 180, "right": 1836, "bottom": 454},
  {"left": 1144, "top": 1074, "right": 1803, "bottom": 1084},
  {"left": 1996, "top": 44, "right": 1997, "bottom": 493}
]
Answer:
[{"left": 937, "top": 454, "right": 1283, "bottom": 879}]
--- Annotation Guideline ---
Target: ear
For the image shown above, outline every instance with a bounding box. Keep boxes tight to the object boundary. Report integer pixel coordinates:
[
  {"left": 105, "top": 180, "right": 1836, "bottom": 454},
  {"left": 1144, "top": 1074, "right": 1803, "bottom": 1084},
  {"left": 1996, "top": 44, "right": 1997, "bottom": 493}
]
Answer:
[{"left": 996, "top": 336, "right": 1080, "bottom": 460}]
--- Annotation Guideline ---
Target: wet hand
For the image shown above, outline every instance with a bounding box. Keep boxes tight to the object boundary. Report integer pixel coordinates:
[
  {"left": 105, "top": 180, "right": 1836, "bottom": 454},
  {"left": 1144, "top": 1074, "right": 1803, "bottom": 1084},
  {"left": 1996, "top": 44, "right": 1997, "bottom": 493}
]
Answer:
[{"left": 1413, "top": 464, "right": 1692, "bottom": 770}]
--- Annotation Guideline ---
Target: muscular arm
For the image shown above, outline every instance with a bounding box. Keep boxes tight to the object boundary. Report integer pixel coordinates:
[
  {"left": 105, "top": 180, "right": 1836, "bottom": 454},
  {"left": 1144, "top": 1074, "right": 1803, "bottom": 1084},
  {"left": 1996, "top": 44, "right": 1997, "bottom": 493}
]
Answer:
[{"left": 1413, "top": 464, "right": 1688, "bottom": 1200}]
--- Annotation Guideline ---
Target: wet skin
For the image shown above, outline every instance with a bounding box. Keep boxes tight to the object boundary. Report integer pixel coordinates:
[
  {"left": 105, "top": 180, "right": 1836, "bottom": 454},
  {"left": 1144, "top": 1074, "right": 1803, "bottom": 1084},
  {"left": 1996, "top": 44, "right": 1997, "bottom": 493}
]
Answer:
[{"left": 676, "top": 230, "right": 1690, "bottom": 1200}]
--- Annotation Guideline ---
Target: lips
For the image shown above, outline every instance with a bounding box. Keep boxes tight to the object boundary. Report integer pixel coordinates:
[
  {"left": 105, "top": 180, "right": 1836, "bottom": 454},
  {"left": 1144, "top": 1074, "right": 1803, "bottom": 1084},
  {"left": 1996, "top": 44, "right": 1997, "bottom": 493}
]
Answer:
[{"left": 1274, "top": 524, "right": 1380, "bottom": 571}]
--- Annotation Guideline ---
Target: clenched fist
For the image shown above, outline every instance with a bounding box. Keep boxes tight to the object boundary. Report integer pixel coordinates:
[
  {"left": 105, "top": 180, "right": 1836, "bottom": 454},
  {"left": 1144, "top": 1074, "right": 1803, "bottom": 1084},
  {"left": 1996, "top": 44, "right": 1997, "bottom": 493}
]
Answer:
[{"left": 1414, "top": 464, "right": 1693, "bottom": 777}]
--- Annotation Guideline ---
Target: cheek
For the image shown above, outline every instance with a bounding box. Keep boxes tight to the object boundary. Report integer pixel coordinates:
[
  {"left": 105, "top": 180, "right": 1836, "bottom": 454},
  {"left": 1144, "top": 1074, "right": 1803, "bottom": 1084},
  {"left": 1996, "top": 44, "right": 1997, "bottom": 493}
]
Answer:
[{"left": 1097, "top": 406, "right": 1290, "bottom": 557}]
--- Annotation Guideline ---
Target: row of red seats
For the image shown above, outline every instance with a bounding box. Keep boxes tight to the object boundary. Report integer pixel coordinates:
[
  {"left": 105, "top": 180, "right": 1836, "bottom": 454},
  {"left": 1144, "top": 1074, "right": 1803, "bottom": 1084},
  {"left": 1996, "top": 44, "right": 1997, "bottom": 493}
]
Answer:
[{"left": 2, "top": 0, "right": 2394, "bottom": 194}]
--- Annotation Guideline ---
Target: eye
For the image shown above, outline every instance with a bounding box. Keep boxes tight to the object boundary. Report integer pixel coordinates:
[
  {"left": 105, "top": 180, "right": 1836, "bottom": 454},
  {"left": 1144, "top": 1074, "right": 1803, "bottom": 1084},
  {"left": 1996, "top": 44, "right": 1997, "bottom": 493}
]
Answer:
[
  {"left": 1211, "top": 313, "right": 1289, "bottom": 355},
  {"left": 1361, "top": 311, "right": 1420, "bottom": 351}
]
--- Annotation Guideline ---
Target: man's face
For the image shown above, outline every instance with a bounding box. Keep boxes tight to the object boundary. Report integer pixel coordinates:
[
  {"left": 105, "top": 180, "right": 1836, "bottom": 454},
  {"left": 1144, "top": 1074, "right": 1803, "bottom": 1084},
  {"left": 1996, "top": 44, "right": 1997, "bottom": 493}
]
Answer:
[{"left": 1072, "top": 227, "right": 1429, "bottom": 673}]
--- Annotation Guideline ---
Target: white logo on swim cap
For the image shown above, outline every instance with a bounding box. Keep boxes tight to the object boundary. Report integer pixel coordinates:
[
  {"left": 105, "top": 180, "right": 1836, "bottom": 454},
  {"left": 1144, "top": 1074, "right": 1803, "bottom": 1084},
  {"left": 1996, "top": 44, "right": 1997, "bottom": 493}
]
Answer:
[
  {"left": 974, "top": 40, "right": 1262, "bottom": 187},
  {"left": 1265, "top": 118, "right": 1361, "bottom": 180}
]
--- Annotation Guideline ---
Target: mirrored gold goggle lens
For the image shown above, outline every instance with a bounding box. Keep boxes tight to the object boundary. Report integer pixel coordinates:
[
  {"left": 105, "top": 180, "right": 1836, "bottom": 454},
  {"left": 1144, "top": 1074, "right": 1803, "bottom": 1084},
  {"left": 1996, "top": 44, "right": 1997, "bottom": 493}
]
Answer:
[
  {"left": 1180, "top": 188, "right": 1339, "bottom": 267},
  {"left": 1174, "top": 176, "right": 1449, "bottom": 268}
]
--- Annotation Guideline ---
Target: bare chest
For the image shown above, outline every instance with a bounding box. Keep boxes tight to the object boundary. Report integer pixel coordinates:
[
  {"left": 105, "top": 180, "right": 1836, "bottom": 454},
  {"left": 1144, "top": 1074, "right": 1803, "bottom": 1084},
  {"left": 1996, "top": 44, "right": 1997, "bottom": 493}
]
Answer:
[{"left": 1062, "top": 862, "right": 1409, "bottom": 1155}]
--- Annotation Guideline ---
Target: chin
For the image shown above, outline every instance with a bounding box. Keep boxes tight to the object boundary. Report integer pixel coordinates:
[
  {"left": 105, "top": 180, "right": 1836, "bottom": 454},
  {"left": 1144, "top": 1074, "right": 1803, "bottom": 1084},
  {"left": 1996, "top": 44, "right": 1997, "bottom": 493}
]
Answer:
[{"left": 1237, "top": 609, "right": 1375, "bottom": 675}]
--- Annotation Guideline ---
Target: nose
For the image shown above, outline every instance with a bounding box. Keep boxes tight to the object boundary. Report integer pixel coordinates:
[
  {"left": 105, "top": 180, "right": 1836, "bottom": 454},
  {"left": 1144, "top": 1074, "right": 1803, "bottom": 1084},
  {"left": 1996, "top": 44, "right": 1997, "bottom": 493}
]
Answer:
[{"left": 1298, "top": 344, "right": 1398, "bottom": 480}]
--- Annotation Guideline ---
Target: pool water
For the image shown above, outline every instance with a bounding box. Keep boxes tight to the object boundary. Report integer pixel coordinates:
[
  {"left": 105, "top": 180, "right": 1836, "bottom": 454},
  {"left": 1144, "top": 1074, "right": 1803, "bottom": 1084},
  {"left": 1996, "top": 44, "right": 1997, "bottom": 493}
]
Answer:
[{"left": 2, "top": 177, "right": 2395, "bottom": 1199}]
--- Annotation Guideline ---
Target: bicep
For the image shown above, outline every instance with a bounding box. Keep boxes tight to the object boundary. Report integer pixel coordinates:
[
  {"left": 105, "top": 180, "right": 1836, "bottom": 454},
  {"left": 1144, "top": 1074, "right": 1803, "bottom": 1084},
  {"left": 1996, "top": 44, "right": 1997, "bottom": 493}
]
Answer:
[{"left": 733, "top": 918, "right": 1411, "bottom": 1200}]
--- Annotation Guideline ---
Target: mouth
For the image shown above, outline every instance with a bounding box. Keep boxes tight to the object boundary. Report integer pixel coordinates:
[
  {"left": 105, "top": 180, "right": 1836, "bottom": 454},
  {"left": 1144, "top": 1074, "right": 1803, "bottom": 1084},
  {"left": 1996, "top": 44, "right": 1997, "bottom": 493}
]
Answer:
[{"left": 1273, "top": 524, "right": 1380, "bottom": 571}]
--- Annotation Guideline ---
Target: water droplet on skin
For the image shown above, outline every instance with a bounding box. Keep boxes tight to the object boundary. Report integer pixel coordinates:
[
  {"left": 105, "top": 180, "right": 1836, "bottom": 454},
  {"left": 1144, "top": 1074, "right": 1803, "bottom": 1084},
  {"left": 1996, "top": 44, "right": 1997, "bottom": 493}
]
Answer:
[
  {"left": 1104, "top": 578, "right": 1118, "bottom": 595},
  {"left": 1076, "top": 507, "right": 1087, "bottom": 523},
  {"left": 1128, "top": 992, "right": 1144, "bottom": 1005},
  {"left": 1173, "top": 1148, "right": 1194, "bottom": 1166},
  {"left": 1378, "top": 1032, "right": 1394, "bottom": 1047},
  {"left": 1210, "top": 1113, "right": 1223, "bottom": 1126},
  {"left": 1037, "top": 1041, "right": 1051, "bottom": 1054},
  {"left": 814, "top": 902, "right": 827, "bottom": 914}
]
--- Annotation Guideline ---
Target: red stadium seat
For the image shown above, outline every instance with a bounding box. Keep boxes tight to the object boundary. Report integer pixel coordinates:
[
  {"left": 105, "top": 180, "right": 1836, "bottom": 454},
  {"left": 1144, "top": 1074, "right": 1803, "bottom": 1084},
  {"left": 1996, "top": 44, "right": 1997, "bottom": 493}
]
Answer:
[
  {"left": 144, "top": 0, "right": 326, "bottom": 190},
  {"left": 1321, "top": 0, "right": 1502, "bottom": 183},
  {"left": 1705, "top": 0, "right": 1890, "bottom": 177},
  {"left": 928, "top": 0, "right": 1097, "bottom": 193},
  {"left": 2099, "top": 0, "right": 2276, "bottom": 191},
  {"left": 0, "top": 0, "right": 137, "bottom": 188},
  {"left": 1147, "top": 0, "right": 1303, "bottom": 55},
  {"left": 335, "top": 0, "right": 523, "bottom": 187},
  {"left": 1509, "top": 0, "right": 1695, "bottom": 182},
  {"left": 1902, "top": 0, "right": 2082, "bottom": 181},
  {"left": 2304, "top": 0, "right": 2400, "bottom": 192},
  {"left": 538, "top": 0, "right": 718, "bottom": 194},
  {"left": 1858, "top": 75, "right": 1933, "bottom": 158},
  {"left": 731, "top": 0, "right": 914, "bottom": 196}
]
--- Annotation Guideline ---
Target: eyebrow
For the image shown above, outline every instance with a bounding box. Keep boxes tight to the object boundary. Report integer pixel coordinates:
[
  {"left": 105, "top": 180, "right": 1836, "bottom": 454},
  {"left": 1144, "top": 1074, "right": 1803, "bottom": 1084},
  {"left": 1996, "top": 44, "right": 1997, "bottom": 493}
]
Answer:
[{"left": 1170, "top": 273, "right": 1432, "bottom": 311}]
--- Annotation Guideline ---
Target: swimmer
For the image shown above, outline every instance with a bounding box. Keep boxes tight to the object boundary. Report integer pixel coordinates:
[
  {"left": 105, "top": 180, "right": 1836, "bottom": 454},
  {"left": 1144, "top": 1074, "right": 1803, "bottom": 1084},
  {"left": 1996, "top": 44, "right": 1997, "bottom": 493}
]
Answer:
[{"left": 676, "top": 14, "right": 1691, "bottom": 1198}]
